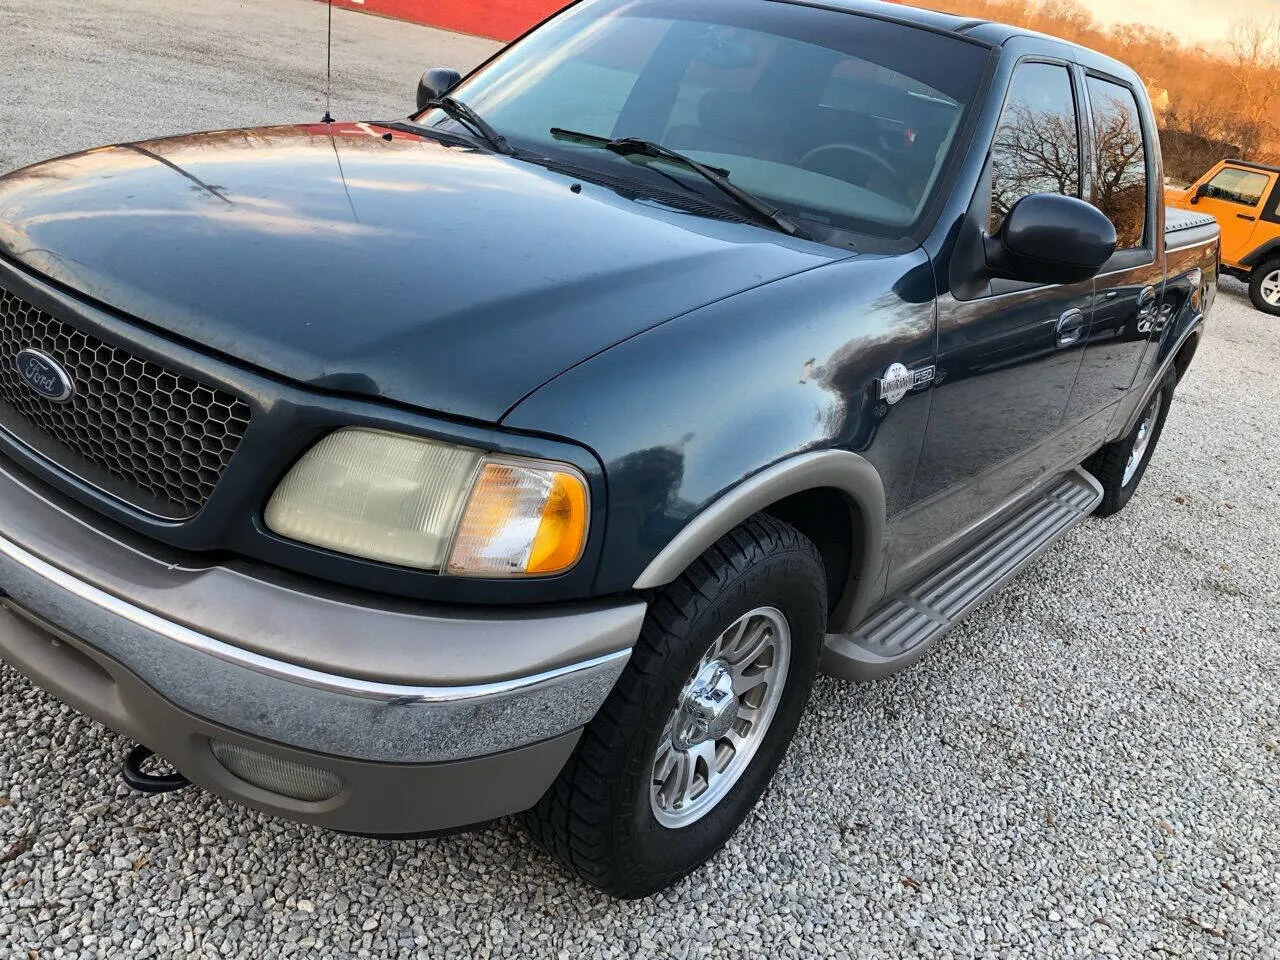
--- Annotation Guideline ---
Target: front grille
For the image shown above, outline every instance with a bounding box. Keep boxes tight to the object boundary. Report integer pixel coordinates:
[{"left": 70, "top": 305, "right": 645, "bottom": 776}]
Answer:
[{"left": 0, "top": 286, "right": 251, "bottom": 519}]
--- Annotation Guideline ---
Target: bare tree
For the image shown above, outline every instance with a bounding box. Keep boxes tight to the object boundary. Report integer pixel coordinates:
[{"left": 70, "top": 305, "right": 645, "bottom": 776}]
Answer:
[
  {"left": 1226, "top": 16, "right": 1280, "bottom": 156},
  {"left": 891, "top": 0, "right": 1280, "bottom": 175},
  {"left": 1024, "top": 0, "right": 1093, "bottom": 34}
]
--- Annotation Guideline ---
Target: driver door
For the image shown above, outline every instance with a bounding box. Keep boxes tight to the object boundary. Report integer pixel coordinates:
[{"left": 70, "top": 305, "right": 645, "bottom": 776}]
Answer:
[{"left": 889, "top": 59, "right": 1096, "bottom": 588}]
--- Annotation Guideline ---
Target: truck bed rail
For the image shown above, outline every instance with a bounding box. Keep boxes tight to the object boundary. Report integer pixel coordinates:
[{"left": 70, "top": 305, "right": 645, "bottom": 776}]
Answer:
[{"left": 1165, "top": 206, "right": 1219, "bottom": 249}]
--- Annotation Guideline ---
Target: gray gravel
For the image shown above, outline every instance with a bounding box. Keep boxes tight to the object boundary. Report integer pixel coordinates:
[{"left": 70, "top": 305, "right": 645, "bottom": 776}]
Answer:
[
  {"left": 2, "top": 2, "right": 1280, "bottom": 957},
  {"left": 0, "top": 0, "right": 500, "bottom": 174}
]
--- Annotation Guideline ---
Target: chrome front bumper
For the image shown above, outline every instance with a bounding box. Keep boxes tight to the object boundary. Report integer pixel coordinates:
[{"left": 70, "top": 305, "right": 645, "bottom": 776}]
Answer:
[
  {"left": 0, "top": 460, "right": 644, "bottom": 831},
  {"left": 0, "top": 528, "right": 634, "bottom": 762}
]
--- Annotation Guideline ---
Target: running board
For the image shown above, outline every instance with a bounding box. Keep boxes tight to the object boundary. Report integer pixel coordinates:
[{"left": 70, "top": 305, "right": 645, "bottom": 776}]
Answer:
[{"left": 822, "top": 467, "right": 1103, "bottom": 682}]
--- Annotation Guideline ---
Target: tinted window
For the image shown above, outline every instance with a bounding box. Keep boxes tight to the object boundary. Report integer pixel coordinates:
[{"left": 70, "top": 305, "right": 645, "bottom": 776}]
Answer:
[
  {"left": 1087, "top": 76, "right": 1148, "bottom": 249},
  {"left": 989, "top": 62, "right": 1081, "bottom": 235},
  {"left": 1203, "top": 167, "right": 1270, "bottom": 206},
  {"left": 420, "top": 0, "right": 991, "bottom": 237}
]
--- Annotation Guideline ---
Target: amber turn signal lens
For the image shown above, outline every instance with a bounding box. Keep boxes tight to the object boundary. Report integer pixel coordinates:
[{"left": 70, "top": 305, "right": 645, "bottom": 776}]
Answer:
[
  {"left": 527, "top": 470, "right": 589, "bottom": 574},
  {"left": 446, "top": 459, "right": 589, "bottom": 577}
]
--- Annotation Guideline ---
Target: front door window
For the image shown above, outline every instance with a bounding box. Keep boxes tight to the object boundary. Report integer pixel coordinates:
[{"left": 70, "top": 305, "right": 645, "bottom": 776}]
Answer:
[{"left": 1194, "top": 166, "right": 1272, "bottom": 262}]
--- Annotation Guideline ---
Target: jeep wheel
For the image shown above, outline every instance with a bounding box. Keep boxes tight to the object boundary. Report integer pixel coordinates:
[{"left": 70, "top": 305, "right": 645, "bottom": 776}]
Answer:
[
  {"left": 1086, "top": 367, "right": 1175, "bottom": 517},
  {"left": 1248, "top": 260, "right": 1280, "bottom": 315},
  {"left": 524, "top": 515, "right": 826, "bottom": 898}
]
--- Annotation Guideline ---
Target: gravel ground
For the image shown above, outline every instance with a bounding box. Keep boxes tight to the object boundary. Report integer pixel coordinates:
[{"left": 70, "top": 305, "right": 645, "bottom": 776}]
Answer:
[
  {"left": 1, "top": 3, "right": 1279, "bottom": 958},
  {"left": 0, "top": 0, "right": 499, "bottom": 174}
]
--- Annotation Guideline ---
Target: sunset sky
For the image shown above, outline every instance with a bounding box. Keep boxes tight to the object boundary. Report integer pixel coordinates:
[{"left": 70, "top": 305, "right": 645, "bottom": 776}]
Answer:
[{"left": 1080, "top": 0, "right": 1279, "bottom": 43}]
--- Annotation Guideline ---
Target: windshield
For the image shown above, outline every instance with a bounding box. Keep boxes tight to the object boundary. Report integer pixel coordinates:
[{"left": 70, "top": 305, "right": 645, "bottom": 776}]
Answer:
[{"left": 413, "top": 0, "right": 990, "bottom": 237}]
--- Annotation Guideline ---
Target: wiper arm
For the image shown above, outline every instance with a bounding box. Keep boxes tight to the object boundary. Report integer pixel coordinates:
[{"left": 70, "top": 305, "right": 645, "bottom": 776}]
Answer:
[
  {"left": 426, "top": 96, "right": 514, "bottom": 155},
  {"left": 550, "top": 128, "right": 801, "bottom": 237},
  {"left": 373, "top": 119, "right": 477, "bottom": 149}
]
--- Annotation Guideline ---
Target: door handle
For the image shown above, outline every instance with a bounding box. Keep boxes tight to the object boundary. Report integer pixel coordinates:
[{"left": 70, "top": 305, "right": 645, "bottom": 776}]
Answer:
[
  {"left": 1137, "top": 285, "right": 1159, "bottom": 320},
  {"left": 1056, "top": 308, "right": 1086, "bottom": 348},
  {"left": 1237, "top": 213, "right": 1257, "bottom": 221}
]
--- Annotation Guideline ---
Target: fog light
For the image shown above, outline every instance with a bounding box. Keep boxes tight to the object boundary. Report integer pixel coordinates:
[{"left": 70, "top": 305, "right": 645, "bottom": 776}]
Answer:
[{"left": 210, "top": 740, "right": 342, "bottom": 802}]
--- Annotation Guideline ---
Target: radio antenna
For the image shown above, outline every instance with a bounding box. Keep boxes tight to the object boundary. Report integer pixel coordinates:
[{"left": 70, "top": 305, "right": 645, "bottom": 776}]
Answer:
[{"left": 322, "top": 0, "right": 334, "bottom": 123}]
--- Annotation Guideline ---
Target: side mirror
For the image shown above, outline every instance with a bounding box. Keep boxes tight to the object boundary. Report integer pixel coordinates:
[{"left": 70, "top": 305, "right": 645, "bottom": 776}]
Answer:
[
  {"left": 416, "top": 67, "right": 462, "bottom": 112},
  {"left": 984, "top": 194, "right": 1117, "bottom": 286},
  {"left": 1190, "top": 183, "right": 1209, "bottom": 205}
]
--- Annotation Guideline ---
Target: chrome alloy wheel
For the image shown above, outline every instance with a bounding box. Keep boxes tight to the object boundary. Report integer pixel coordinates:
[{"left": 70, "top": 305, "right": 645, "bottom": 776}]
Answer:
[
  {"left": 1260, "top": 269, "right": 1280, "bottom": 307},
  {"left": 650, "top": 606, "right": 791, "bottom": 828},
  {"left": 1123, "top": 389, "right": 1162, "bottom": 487}
]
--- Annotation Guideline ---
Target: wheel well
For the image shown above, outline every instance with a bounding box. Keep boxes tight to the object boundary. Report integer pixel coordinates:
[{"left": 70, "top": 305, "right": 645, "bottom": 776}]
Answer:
[
  {"left": 762, "top": 487, "right": 863, "bottom": 616},
  {"left": 1173, "top": 331, "right": 1201, "bottom": 384},
  {"left": 1247, "top": 250, "right": 1280, "bottom": 273}
]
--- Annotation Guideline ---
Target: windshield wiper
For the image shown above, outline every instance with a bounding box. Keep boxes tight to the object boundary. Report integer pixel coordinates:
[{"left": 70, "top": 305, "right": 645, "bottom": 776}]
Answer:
[
  {"left": 374, "top": 119, "right": 477, "bottom": 148},
  {"left": 550, "top": 128, "right": 801, "bottom": 237},
  {"left": 424, "top": 96, "right": 514, "bottom": 155}
]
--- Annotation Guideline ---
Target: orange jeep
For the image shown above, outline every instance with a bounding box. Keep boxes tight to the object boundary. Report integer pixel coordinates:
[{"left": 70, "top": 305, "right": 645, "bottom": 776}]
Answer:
[{"left": 1168, "top": 159, "right": 1280, "bottom": 314}]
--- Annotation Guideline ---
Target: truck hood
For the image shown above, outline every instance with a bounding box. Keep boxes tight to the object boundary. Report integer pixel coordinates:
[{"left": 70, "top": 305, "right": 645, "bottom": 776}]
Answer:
[{"left": 0, "top": 124, "right": 841, "bottom": 423}]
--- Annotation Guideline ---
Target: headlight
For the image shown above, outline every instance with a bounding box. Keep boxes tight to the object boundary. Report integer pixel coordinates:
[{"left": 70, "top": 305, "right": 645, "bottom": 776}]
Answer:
[{"left": 264, "top": 427, "right": 589, "bottom": 577}]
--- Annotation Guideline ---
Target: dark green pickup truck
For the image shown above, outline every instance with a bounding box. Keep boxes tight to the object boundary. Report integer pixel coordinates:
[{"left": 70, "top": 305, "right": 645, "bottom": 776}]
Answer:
[{"left": 0, "top": 0, "right": 1216, "bottom": 896}]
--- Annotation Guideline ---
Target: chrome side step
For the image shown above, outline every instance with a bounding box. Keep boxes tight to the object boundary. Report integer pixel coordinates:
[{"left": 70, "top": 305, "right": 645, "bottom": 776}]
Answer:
[{"left": 822, "top": 467, "right": 1103, "bottom": 682}]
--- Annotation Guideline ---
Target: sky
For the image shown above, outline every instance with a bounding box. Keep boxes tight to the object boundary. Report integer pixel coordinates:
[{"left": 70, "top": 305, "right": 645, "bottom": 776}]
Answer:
[{"left": 1080, "top": 0, "right": 1279, "bottom": 43}]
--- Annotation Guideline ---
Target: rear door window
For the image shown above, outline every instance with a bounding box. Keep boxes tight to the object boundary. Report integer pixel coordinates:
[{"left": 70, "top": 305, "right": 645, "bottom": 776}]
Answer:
[{"left": 1085, "top": 76, "right": 1149, "bottom": 250}]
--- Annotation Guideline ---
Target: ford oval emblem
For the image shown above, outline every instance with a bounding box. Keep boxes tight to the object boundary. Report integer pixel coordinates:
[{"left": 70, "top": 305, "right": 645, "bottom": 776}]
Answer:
[{"left": 14, "top": 348, "right": 75, "bottom": 403}]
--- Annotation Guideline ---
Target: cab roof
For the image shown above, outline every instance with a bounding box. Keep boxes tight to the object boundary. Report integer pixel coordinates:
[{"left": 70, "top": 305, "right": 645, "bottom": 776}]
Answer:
[
  {"left": 777, "top": 0, "right": 1138, "bottom": 79},
  {"left": 1223, "top": 158, "right": 1280, "bottom": 175},
  {"left": 776, "top": 0, "right": 987, "bottom": 35}
]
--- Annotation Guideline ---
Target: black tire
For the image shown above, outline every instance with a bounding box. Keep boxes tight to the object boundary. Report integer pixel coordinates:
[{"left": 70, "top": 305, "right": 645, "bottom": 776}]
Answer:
[
  {"left": 1248, "top": 259, "right": 1280, "bottom": 315},
  {"left": 1086, "top": 367, "right": 1176, "bottom": 517},
  {"left": 524, "top": 515, "right": 827, "bottom": 898}
]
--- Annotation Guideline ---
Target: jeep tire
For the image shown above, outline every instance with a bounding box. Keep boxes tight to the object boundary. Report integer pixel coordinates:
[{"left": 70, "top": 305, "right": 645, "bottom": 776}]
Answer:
[{"left": 1248, "top": 259, "right": 1280, "bottom": 315}]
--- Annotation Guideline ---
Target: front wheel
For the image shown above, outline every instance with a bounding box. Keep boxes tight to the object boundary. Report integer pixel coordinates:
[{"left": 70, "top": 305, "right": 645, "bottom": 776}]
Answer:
[
  {"left": 1248, "top": 259, "right": 1280, "bottom": 315},
  {"left": 524, "top": 515, "right": 827, "bottom": 898}
]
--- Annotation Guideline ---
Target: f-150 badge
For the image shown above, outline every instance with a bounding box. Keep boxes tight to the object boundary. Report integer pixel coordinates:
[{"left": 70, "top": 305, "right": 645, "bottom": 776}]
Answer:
[{"left": 878, "top": 363, "right": 934, "bottom": 404}]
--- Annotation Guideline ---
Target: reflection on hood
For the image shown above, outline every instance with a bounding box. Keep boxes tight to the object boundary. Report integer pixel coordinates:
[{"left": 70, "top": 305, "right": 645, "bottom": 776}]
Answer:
[{"left": 0, "top": 124, "right": 845, "bottom": 421}]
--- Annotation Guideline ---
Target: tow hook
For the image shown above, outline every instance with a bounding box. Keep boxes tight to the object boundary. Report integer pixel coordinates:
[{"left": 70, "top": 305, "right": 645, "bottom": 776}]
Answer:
[{"left": 120, "top": 744, "right": 191, "bottom": 794}]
